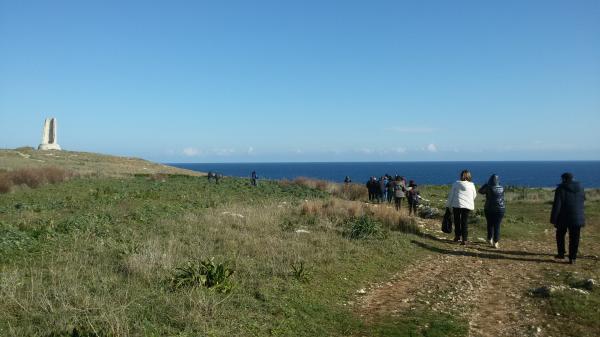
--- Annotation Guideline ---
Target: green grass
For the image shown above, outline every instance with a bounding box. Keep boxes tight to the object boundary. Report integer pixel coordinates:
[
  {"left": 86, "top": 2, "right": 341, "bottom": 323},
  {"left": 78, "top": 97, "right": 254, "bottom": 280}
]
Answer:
[
  {"left": 0, "top": 174, "right": 430, "bottom": 336},
  {"left": 1, "top": 173, "right": 598, "bottom": 336},
  {"left": 533, "top": 271, "right": 600, "bottom": 337}
]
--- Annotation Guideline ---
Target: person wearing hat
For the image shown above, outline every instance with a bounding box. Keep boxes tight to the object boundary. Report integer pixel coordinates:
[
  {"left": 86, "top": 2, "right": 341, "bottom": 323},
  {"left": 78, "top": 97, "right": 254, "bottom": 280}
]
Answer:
[{"left": 551, "top": 172, "right": 586, "bottom": 264}]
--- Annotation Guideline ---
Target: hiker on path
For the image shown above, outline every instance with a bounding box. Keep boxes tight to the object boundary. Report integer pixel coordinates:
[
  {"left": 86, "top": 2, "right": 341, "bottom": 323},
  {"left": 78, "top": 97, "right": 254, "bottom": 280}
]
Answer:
[
  {"left": 446, "top": 170, "right": 477, "bottom": 246},
  {"left": 478, "top": 174, "right": 505, "bottom": 249},
  {"left": 551, "top": 172, "right": 585, "bottom": 264},
  {"left": 407, "top": 180, "right": 420, "bottom": 216}
]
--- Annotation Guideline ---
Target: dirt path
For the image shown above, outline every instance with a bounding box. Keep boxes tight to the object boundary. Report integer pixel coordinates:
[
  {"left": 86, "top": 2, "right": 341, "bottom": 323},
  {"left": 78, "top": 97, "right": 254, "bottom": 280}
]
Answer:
[{"left": 355, "top": 219, "right": 578, "bottom": 337}]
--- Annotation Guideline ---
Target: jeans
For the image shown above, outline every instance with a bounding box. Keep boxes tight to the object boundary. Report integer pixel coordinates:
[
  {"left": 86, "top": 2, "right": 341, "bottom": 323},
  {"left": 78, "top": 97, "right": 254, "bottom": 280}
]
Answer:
[
  {"left": 453, "top": 208, "right": 471, "bottom": 242},
  {"left": 556, "top": 225, "right": 581, "bottom": 260},
  {"left": 485, "top": 210, "right": 504, "bottom": 243}
]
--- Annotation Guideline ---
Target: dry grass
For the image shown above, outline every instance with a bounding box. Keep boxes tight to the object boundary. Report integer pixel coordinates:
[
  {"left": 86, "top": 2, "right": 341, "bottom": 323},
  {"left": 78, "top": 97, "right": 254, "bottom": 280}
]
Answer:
[
  {"left": 279, "top": 177, "right": 368, "bottom": 201},
  {"left": 299, "top": 198, "right": 419, "bottom": 233},
  {"left": 0, "top": 167, "right": 76, "bottom": 193}
]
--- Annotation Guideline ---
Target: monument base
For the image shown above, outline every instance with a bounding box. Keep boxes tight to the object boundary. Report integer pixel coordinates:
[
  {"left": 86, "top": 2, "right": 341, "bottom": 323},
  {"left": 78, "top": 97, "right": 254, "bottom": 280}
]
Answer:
[{"left": 38, "top": 143, "right": 62, "bottom": 150}]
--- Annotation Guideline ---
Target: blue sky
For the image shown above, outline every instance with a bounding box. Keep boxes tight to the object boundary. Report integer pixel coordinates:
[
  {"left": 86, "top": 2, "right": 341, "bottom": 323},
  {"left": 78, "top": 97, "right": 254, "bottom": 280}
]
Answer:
[{"left": 1, "top": 0, "right": 599, "bottom": 162}]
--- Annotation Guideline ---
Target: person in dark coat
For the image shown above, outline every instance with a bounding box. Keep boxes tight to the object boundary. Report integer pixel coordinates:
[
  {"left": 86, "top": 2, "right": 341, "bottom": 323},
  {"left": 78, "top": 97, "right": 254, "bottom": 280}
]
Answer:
[
  {"left": 551, "top": 172, "right": 585, "bottom": 264},
  {"left": 251, "top": 171, "right": 258, "bottom": 186},
  {"left": 366, "top": 177, "right": 378, "bottom": 202},
  {"left": 407, "top": 180, "right": 420, "bottom": 216},
  {"left": 478, "top": 174, "right": 506, "bottom": 248}
]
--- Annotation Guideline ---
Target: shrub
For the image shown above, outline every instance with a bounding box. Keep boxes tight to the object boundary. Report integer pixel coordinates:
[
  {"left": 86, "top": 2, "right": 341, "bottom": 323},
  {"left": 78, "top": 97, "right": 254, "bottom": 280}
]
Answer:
[
  {"left": 290, "top": 261, "right": 311, "bottom": 283},
  {"left": 170, "top": 258, "right": 234, "bottom": 293},
  {"left": 10, "top": 168, "right": 44, "bottom": 188},
  {"left": 344, "top": 215, "right": 382, "bottom": 239},
  {"left": 0, "top": 174, "right": 12, "bottom": 193},
  {"left": 0, "top": 167, "right": 75, "bottom": 193}
]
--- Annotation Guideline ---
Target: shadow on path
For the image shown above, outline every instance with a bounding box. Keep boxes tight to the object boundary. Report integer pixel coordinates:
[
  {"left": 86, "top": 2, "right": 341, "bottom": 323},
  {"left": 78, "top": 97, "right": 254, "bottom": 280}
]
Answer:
[{"left": 410, "top": 240, "right": 563, "bottom": 264}]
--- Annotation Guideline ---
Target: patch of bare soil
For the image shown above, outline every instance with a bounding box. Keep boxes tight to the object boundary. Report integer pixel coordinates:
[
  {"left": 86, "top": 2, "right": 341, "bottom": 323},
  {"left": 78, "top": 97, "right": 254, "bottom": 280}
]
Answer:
[{"left": 355, "top": 219, "right": 588, "bottom": 337}]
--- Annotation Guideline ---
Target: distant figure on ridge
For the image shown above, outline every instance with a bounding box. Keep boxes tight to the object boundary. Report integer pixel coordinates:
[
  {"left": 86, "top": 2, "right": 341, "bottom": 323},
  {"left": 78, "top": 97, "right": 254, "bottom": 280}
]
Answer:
[
  {"left": 344, "top": 176, "right": 352, "bottom": 184},
  {"left": 446, "top": 170, "right": 477, "bottom": 246},
  {"left": 478, "top": 174, "right": 506, "bottom": 249},
  {"left": 551, "top": 172, "right": 585, "bottom": 264},
  {"left": 251, "top": 170, "right": 258, "bottom": 186},
  {"left": 407, "top": 180, "right": 420, "bottom": 216}
]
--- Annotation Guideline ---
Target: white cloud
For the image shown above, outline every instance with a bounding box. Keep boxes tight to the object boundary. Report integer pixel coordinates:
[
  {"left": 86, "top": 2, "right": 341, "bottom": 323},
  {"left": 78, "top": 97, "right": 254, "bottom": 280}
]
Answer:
[
  {"left": 387, "top": 127, "right": 436, "bottom": 133},
  {"left": 394, "top": 147, "right": 407, "bottom": 154},
  {"left": 213, "top": 148, "right": 235, "bottom": 156},
  {"left": 183, "top": 147, "right": 201, "bottom": 156},
  {"left": 427, "top": 143, "right": 437, "bottom": 152},
  {"left": 247, "top": 146, "right": 254, "bottom": 155}
]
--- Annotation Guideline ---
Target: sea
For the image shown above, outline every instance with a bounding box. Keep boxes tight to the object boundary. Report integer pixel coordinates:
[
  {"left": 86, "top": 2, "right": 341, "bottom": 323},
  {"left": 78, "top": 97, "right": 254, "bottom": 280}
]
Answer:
[{"left": 169, "top": 161, "right": 600, "bottom": 188}]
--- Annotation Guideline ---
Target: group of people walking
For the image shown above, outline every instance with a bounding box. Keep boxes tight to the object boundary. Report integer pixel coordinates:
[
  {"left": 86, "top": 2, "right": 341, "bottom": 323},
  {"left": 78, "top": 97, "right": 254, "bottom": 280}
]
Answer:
[
  {"left": 444, "top": 169, "right": 585, "bottom": 264},
  {"left": 364, "top": 175, "right": 420, "bottom": 215}
]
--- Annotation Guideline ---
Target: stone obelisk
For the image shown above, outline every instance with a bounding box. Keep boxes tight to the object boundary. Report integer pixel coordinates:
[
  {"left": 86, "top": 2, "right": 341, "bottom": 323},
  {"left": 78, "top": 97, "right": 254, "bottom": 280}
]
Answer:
[{"left": 38, "top": 118, "right": 62, "bottom": 150}]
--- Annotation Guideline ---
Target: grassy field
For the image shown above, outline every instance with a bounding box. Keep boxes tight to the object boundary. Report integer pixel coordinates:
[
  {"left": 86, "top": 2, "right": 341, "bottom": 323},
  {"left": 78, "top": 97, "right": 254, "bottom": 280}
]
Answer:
[
  {"left": 0, "top": 152, "right": 598, "bottom": 336},
  {"left": 0, "top": 148, "right": 200, "bottom": 177}
]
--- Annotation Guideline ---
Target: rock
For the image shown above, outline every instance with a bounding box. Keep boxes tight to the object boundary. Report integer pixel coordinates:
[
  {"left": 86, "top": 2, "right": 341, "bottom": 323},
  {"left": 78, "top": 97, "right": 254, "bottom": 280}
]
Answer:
[
  {"left": 581, "top": 279, "right": 596, "bottom": 290},
  {"left": 357, "top": 288, "right": 367, "bottom": 295},
  {"left": 418, "top": 205, "right": 441, "bottom": 219},
  {"left": 295, "top": 229, "right": 311, "bottom": 234},
  {"left": 38, "top": 117, "right": 61, "bottom": 150}
]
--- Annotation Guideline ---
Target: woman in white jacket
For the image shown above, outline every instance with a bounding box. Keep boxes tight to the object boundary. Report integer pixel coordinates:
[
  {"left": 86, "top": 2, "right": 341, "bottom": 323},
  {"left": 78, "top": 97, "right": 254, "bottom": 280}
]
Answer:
[{"left": 446, "top": 170, "right": 477, "bottom": 245}]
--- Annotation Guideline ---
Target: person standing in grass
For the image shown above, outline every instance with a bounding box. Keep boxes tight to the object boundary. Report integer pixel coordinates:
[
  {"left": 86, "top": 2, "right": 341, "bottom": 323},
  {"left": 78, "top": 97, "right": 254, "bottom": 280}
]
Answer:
[
  {"left": 394, "top": 177, "right": 406, "bottom": 211},
  {"left": 407, "top": 180, "right": 420, "bottom": 216},
  {"left": 386, "top": 178, "right": 395, "bottom": 203},
  {"left": 551, "top": 172, "right": 585, "bottom": 264},
  {"left": 251, "top": 170, "right": 258, "bottom": 186},
  {"left": 380, "top": 176, "right": 388, "bottom": 203},
  {"left": 478, "top": 174, "right": 505, "bottom": 248},
  {"left": 446, "top": 170, "right": 477, "bottom": 246}
]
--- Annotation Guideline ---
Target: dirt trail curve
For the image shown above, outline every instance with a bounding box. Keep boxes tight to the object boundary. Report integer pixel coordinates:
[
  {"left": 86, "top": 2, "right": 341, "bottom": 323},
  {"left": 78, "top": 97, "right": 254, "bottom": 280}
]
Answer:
[{"left": 355, "top": 219, "right": 583, "bottom": 337}]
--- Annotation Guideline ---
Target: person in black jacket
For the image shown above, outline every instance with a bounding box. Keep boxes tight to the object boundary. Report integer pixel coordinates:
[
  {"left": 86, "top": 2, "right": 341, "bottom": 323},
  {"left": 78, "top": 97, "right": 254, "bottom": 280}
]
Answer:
[
  {"left": 551, "top": 172, "right": 585, "bottom": 264},
  {"left": 478, "top": 174, "right": 505, "bottom": 248}
]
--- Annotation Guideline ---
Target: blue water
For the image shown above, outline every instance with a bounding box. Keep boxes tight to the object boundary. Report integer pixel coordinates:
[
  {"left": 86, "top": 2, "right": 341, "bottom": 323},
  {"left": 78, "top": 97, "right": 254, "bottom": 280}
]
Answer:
[{"left": 169, "top": 161, "right": 600, "bottom": 188}]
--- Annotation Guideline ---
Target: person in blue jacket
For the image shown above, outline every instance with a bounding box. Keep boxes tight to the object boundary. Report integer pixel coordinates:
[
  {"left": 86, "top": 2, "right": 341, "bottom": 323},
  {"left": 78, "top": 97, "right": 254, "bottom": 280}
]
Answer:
[
  {"left": 478, "top": 174, "right": 505, "bottom": 249},
  {"left": 551, "top": 172, "right": 585, "bottom": 264}
]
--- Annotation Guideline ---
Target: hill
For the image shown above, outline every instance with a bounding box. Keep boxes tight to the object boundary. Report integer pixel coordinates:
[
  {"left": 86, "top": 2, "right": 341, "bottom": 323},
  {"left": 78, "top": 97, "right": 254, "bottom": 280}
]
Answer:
[
  {"left": 0, "top": 147, "right": 201, "bottom": 177},
  {"left": 0, "top": 151, "right": 598, "bottom": 337}
]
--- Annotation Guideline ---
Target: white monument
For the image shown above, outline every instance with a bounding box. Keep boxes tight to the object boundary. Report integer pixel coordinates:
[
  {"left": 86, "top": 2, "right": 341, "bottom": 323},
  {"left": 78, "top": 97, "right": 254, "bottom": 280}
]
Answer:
[{"left": 38, "top": 117, "right": 62, "bottom": 150}]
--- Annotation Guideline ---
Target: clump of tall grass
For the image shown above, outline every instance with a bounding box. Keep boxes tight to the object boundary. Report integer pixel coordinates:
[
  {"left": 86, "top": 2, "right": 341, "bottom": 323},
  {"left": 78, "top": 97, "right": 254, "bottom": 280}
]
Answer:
[
  {"left": 299, "top": 199, "right": 419, "bottom": 234},
  {"left": 0, "top": 167, "right": 75, "bottom": 193}
]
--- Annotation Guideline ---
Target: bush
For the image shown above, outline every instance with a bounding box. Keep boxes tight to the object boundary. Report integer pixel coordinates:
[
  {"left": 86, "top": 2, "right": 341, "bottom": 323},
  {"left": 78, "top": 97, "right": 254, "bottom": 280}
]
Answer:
[
  {"left": 0, "top": 167, "right": 75, "bottom": 193},
  {"left": 290, "top": 261, "right": 311, "bottom": 283},
  {"left": 170, "top": 258, "right": 234, "bottom": 293},
  {"left": 0, "top": 174, "right": 12, "bottom": 193},
  {"left": 344, "top": 215, "right": 382, "bottom": 239}
]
